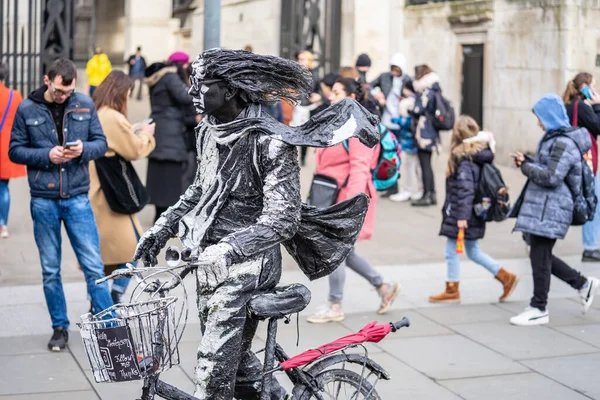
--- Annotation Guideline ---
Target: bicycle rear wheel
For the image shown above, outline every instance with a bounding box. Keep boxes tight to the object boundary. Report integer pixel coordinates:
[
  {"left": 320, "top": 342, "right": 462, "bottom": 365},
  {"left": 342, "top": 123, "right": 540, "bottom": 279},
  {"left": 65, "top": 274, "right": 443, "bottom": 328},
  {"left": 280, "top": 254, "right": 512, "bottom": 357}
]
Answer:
[{"left": 298, "top": 368, "right": 381, "bottom": 400}]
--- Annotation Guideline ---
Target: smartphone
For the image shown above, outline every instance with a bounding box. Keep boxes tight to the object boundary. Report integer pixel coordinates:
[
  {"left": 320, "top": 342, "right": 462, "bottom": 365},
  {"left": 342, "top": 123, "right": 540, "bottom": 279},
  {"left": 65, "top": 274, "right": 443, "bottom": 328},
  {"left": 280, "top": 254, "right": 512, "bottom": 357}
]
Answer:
[
  {"left": 64, "top": 141, "right": 78, "bottom": 149},
  {"left": 582, "top": 85, "right": 594, "bottom": 100},
  {"left": 510, "top": 154, "right": 520, "bottom": 159}
]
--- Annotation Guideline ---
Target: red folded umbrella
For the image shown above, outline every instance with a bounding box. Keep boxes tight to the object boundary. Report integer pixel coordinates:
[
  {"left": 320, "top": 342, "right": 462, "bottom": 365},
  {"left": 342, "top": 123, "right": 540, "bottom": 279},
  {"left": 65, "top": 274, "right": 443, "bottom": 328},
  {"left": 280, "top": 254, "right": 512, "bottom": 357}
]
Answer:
[{"left": 279, "top": 321, "right": 391, "bottom": 371}]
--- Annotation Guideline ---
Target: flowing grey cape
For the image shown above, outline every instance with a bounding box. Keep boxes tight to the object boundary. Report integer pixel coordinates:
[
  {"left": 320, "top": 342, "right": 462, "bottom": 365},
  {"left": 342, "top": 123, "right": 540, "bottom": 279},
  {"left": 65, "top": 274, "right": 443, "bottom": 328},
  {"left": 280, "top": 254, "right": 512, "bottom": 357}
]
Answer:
[{"left": 177, "top": 98, "right": 379, "bottom": 280}]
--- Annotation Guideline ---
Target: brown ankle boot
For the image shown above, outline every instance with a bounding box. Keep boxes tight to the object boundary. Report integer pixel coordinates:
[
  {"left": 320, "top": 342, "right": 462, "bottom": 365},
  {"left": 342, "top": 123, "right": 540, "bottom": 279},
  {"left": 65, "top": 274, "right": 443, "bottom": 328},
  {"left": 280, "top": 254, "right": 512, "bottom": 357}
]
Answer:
[
  {"left": 429, "top": 282, "right": 460, "bottom": 303},
  {"left": 495, "top": 268, "right": 519, "bottom": 302}
]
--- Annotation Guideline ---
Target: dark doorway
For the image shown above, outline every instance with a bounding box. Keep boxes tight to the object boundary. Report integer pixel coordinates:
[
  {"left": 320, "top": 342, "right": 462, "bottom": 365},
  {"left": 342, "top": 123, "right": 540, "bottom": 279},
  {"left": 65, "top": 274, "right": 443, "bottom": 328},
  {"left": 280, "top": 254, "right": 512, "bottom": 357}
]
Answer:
[
  {"left": 280, "top": 0, "right": 342, "bottom": 75},
  {"left": 461, "top": 44, "right": 484, "bottom": 127}
]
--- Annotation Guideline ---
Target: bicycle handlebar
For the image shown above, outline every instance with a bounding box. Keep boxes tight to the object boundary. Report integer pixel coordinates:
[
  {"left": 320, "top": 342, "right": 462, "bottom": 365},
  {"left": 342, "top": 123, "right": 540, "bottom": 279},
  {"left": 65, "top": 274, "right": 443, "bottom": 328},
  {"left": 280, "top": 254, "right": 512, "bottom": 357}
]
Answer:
[{"left": 390, "top": 317, "right": 410, "bottom": 332}]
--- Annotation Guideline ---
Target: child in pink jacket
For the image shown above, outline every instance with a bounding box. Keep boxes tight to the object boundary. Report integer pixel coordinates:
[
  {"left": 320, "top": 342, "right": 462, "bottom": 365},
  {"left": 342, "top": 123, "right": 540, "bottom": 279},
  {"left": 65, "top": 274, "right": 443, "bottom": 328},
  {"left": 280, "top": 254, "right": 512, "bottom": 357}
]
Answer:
[{"left": 307, "top": 77, "right": 400, "bottom": 323}]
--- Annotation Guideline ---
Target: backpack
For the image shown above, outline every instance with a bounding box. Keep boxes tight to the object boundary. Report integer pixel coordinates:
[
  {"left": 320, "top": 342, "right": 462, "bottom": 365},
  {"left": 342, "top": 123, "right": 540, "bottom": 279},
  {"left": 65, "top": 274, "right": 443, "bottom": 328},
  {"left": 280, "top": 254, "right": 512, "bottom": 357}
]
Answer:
[
  {"left": 343, "top": 124, "right": 401, "bottom": 191},
  {"left": 473, "top": 163, "right": 510, "bottom": 222},
  {"left": 432, "top": 90, "right": 456, "bottom": 131},
  {"left": 558, "top": 132, "right": 597, "bottom": 226}
]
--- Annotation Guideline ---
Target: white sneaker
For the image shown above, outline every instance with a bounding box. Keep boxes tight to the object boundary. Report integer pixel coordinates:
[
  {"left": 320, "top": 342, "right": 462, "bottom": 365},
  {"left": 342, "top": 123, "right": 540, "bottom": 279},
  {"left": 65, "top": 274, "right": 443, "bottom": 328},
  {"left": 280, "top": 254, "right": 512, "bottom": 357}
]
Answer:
[
  {"left": 0, "top": 226, "right": 8, "bottom": 239},
  {"left": 509, "top": 306, "right": 549, "bottom": 326},
  {"left": 306, "top": 303, "right": 345, "bottom": 323},
  {"left": 579, "top": 277, "right": 600, "bottom": 315},
  {"left": 411, "top": 191, "right": 424, "bottom": 201},
  {"left": 389, "top": 191, "right": 412, "bottom": 202}
]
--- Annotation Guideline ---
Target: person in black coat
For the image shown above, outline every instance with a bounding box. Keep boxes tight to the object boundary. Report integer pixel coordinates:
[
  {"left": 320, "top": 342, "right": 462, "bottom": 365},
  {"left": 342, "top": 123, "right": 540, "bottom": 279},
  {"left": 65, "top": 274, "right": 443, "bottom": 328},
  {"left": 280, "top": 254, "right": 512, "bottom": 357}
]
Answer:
[
  {"left": 562, "top": 72, "right": 600, "bottom": 262},
  {"left": 144, "top": 58, "right": 194, "bottom": 221},
  {"left": 430, "top": 116, "right": 518, "bottom": 304}
]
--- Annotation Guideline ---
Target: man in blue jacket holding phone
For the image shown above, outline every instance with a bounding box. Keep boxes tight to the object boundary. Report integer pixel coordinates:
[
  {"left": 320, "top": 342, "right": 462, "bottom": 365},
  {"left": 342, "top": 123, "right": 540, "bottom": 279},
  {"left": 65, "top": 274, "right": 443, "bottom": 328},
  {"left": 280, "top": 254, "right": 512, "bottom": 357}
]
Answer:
[{"left": 9, "top": 59, "right": 113, "bottom": 352}]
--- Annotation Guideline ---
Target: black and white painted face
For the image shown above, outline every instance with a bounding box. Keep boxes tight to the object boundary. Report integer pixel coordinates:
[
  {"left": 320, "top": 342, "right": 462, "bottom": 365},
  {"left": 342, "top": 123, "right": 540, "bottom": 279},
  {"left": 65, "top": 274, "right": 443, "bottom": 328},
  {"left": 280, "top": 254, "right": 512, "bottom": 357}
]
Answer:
[{"left": 189, "top": 57, "right": 230, "bottom": 116}]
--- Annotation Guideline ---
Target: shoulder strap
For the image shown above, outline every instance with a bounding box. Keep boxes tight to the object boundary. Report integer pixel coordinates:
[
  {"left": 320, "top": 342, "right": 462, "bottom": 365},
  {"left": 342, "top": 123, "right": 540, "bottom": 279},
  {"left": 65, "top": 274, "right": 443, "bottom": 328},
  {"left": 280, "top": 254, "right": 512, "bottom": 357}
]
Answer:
[
  {"left": 0, "top": 90, "right": 14, "bottom": 135},
  {"left": 572, "top": 99, "right": 580, "bottom": 127}
]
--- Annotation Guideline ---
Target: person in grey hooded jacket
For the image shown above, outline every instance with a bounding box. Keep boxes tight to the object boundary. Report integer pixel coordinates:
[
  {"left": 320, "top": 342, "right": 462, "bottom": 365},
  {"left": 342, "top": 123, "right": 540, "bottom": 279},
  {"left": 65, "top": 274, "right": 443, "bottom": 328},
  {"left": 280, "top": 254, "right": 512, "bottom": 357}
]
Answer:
[{"left": 509, "top": 94, "right": 600, "bottom": 326}]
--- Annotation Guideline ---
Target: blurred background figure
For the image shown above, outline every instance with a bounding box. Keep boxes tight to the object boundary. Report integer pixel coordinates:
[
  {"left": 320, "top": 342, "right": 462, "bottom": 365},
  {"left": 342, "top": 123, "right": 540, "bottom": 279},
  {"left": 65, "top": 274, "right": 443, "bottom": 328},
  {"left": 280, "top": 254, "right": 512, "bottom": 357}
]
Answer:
[
  {"left": 0, "top": 61, "right": 24, "bottom": 239},
  {"left": 355, "top": 53, "right": 372, "bottom": 83},
  {"left": 127, "top": 46, "right": 147, "bottom": 101},
  {"left": 293, "top": 50, "right": 322, "bottom": 166},
  {"left": 89, "top": 71, "right": 156, "bottom": 304},
  {"left": 85, "top": 47, "right": 112, "bottom": 97},
  {"left": 144, "top": 52, "right": 194, "bottom": 222},
  {"left": 370, "top": 53, "right": 413, "bottom": 198}
]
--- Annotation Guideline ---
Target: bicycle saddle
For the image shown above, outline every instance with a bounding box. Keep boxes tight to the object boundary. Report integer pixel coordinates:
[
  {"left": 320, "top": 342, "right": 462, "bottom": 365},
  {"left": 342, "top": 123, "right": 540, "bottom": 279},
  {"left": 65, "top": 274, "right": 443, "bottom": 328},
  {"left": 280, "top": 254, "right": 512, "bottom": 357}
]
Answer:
[{"left": 247, "top": 283, "right": 311, "bottom": 320}]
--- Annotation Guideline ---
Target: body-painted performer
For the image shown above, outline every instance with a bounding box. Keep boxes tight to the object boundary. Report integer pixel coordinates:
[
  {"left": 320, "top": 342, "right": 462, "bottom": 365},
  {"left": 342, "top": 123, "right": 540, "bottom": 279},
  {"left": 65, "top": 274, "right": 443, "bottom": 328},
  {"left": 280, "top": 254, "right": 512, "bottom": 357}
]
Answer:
[{"left": 134, "top": 49, "right": 379, "bottom": 400}]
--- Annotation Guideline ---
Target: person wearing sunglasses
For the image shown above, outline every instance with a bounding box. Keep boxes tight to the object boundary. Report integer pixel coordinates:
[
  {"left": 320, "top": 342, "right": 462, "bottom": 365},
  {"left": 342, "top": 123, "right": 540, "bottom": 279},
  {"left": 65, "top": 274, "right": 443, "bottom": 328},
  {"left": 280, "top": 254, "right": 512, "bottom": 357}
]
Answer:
[{"left": 9, "top": 59, "right": 113, "bottom": 352}]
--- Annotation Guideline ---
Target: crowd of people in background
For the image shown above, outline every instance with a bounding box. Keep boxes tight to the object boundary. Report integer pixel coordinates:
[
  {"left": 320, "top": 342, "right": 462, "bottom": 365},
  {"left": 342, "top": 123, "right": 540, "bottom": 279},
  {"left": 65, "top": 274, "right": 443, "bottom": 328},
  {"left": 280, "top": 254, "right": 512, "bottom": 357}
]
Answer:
[{"left": 1, "top": 44, "right": 600, "bottom": 351}]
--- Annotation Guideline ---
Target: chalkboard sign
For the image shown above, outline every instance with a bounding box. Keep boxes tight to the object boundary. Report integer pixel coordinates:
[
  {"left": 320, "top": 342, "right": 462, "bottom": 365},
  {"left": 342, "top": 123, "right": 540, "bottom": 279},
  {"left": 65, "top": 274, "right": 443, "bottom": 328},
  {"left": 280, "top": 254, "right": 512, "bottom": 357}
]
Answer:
[{"left": 95, "top": 326, "right": 141, "bottom": 382}]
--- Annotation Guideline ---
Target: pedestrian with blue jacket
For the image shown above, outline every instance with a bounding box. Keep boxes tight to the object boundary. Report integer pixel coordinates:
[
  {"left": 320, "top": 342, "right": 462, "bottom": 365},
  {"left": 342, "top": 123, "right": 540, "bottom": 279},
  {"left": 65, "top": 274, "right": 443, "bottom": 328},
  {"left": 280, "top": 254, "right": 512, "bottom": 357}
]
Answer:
[
  {"left": 8, "top": 59, "right": 113, "bottom": 351},
  {"left": 430, "top": 115, "right": 519, "bottom": 303},
  {"left": 390, "top": 94, "right": 423, "bottom": 202},
  {"left": 509, "top": 94, "right": 600, "bottom": 326}
]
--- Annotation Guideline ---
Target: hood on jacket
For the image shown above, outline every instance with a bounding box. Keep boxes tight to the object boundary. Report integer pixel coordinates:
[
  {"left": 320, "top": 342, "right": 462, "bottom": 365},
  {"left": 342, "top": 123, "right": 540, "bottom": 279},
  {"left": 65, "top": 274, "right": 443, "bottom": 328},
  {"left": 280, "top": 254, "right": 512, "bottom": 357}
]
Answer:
[
  {"left": 413, "top": 72, "right": 440, "bottom": 93},
  {"left": 144, "top": 63, "right": 178, "bottom": 88},
  {"left": 452, "top": 141, "right": 494, "bottom": 165},
  {"left": 533, "top": 94, "right": 570, "bottom": 132},
  {"left": 29, "top": 85, "right": 49, "bottom": 104},
  {"left": 390, "top": 53, "right": 406, "bottom": 72},
  {"left": 463, "top": 130, "right": 497, "bottom": 154}
]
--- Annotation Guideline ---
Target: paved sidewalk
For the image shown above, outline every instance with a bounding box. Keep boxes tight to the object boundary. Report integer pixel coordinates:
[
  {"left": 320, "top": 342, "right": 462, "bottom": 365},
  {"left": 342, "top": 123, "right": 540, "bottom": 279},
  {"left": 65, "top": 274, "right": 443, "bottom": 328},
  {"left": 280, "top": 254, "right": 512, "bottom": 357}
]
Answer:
[{"left": 1, "top": 257, "right": 600, "bottom": 399}]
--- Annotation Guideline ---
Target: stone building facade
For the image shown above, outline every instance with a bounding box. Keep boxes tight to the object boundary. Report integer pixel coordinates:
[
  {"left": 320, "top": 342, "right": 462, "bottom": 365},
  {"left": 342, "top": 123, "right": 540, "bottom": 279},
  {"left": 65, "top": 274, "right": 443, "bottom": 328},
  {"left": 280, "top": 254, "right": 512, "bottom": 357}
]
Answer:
[{"left": 68, "top": 0, "right": 600, "bottom": 158}]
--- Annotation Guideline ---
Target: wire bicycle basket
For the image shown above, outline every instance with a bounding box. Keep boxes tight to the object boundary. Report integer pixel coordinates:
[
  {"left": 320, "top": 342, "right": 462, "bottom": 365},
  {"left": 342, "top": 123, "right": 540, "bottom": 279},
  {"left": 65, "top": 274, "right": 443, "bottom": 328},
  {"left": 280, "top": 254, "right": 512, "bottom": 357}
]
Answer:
[{"left": 77, "top": 297, "right": 181, "bottom": 383}]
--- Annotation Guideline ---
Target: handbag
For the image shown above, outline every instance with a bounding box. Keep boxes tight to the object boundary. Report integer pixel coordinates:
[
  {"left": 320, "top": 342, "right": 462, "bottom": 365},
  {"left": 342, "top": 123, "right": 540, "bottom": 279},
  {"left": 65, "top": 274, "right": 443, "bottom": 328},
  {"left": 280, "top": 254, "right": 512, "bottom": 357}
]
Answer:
[
  {"left": 307, "top": 174, "right": 348, "bottom": 209},
  {"left": 95, "top": 155, "right": 149, "bottom": 214}
]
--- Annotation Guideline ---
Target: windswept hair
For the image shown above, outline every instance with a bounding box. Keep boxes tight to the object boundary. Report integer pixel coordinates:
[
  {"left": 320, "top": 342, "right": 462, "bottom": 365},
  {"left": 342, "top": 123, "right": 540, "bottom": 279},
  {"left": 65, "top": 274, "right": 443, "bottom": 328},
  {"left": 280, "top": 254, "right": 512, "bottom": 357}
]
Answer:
[{"left": 191, "top": 48, "right": 313, "bottom": 105}]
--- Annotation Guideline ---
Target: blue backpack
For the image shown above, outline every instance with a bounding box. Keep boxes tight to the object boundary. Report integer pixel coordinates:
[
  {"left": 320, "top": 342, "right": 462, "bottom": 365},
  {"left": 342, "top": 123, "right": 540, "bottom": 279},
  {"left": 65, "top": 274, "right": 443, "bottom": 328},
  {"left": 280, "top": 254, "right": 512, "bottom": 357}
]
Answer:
[{"left": 343, "top": 124, "right": 401, "bottom": 191}]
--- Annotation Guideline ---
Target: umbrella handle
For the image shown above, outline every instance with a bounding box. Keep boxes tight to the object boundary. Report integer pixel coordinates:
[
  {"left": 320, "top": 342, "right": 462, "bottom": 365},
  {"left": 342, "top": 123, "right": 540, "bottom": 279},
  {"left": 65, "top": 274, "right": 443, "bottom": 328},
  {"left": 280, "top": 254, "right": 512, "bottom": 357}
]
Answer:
[{"left": 391, "top": 317, "right": 410, "bottom": 332}]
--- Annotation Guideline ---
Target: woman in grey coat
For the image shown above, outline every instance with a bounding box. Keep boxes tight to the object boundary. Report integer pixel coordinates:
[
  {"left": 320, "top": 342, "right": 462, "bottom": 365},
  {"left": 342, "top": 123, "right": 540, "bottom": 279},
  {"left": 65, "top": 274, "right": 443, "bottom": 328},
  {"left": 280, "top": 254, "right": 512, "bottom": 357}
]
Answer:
[{"left": 510, "top": 94, "right": 600, "bottom": 326}]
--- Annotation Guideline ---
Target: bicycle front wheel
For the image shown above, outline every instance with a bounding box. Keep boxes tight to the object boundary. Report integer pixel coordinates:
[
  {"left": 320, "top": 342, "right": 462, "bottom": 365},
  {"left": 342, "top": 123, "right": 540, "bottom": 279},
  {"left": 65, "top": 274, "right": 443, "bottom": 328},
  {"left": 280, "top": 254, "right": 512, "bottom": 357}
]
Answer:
[{"left": 298, "top": 368, "right": 381, "bottom": 400}]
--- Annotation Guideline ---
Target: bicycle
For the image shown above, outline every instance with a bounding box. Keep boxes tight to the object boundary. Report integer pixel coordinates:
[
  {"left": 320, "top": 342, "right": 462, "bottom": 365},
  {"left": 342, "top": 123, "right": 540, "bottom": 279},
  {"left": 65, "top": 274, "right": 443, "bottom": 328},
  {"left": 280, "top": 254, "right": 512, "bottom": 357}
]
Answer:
[{"left": 77, "top": 247, "right": 410, "bottom": 399}]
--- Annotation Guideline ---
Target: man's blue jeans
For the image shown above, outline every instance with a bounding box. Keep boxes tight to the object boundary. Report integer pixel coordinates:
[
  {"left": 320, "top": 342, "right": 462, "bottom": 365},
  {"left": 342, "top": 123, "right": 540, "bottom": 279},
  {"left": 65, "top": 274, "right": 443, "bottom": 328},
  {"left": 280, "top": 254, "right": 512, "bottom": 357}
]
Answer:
[
  {"left": 582, "top": 175, "right": 600, "bottom": 251},
  {"left": 30, "top": 194, "right": 113, "bottom": 329},
  {"left": 445, "top": 238, "right": 501, "bottom": 281},
  {"left": 0, "top": 179, "right": 9, "bottom": 226}
]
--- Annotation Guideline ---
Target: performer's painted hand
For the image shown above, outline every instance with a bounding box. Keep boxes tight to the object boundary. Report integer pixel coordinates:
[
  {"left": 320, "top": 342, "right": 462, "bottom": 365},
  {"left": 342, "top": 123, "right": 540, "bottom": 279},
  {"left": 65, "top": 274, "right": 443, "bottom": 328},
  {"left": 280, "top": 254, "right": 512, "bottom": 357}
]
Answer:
[
  {"left": 195, "top": 243, "right": 233, "bottom": 288},
  {"left": 133, "top": 224, "right": 174, "bottom": 266}
]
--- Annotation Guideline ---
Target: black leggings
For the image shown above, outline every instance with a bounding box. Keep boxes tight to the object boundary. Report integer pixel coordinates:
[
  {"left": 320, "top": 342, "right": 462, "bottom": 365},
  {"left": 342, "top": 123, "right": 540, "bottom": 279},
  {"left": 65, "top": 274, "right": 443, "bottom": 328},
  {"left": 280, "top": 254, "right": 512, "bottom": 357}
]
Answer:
[
  {"left": 529, "top": 234, "right": 587, "bottom": 310},
  {"left": 418, "top": 150, "right": 435, "bottom": 193}
]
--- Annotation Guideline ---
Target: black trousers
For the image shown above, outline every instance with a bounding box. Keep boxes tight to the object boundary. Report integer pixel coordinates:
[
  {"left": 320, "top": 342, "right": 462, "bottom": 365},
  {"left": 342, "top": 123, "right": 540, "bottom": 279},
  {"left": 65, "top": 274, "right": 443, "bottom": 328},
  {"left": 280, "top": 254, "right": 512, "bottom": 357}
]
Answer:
[
  {"left": 418, "top": 149, "right": 435, "bottom": 193},
  {"left": 529, "top": 234, "right": 587, "bottom": 310}
]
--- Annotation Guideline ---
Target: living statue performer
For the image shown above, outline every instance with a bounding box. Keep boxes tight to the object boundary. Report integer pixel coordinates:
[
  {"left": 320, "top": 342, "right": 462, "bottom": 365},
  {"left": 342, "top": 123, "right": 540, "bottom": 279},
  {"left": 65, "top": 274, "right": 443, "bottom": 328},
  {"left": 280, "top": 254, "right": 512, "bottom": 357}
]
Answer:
[{"left": 134, "top": 48, "right": 379, "bottom": 400}]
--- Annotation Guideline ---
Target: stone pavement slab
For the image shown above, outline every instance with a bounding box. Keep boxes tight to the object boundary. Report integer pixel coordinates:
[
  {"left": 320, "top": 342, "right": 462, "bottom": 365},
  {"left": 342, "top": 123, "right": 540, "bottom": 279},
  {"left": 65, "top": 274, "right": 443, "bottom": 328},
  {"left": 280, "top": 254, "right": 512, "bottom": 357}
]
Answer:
[
  {"left": 0, "top": 352, "right": 90, "bottom": 395},
  {"left": 415, "top": 303, "right": 515, "bottom": 325},
  {"left": 449, "top": 321, "right": 599, "bottom": 360},
  {"left": 556, "top": 323, "right": 600, "bottom": 348},
  {"left": 439, "top": 372, "right": 590, "bottom": 400},
  {"left": 523, "top": 353, "right": 600, "bottom": 399},
  {"left": 376, "top": 334, "right": 528, "bottom": 380}
]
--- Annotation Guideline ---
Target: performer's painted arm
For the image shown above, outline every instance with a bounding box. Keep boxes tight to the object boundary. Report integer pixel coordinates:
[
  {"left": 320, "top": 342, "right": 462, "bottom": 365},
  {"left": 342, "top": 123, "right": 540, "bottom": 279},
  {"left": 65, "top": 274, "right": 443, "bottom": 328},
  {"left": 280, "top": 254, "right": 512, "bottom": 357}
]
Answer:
[{"left": 222, "top": 138, "right": 302, "bottom": 262}]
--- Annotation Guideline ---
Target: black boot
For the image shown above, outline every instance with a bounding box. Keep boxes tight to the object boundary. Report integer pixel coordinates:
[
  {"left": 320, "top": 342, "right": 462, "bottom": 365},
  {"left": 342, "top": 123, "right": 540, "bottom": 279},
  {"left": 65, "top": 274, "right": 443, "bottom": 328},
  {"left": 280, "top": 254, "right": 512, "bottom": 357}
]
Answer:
[
  {"left": 582, "top": 250, "right": 600, "bottom": 262},
  {"left": 412, "top": 191, "right": 437, "bottom": 207}
]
